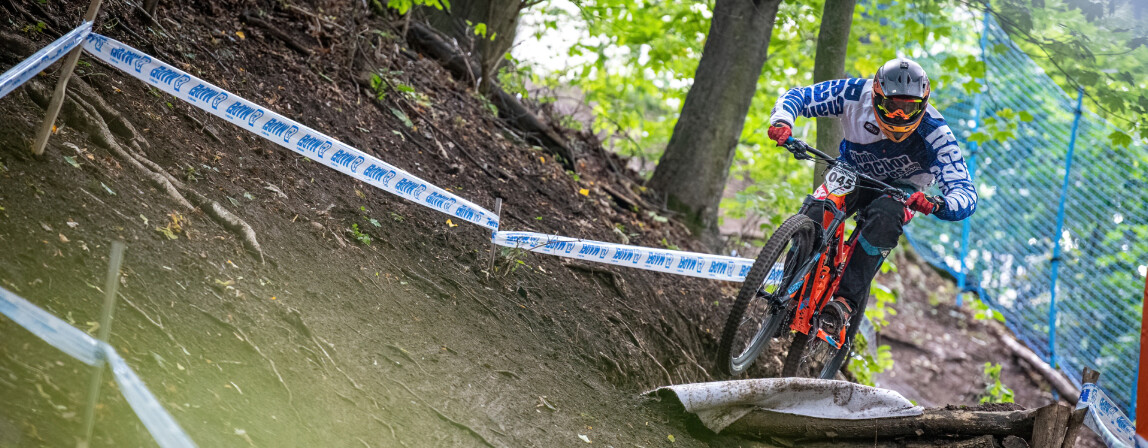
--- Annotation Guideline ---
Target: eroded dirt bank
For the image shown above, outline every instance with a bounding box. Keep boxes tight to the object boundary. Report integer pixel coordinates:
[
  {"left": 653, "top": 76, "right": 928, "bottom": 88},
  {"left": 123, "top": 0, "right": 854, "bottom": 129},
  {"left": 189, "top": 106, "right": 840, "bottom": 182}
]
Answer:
[{"left": 0, "top": 1, "right": 1063, "bottom": 447}]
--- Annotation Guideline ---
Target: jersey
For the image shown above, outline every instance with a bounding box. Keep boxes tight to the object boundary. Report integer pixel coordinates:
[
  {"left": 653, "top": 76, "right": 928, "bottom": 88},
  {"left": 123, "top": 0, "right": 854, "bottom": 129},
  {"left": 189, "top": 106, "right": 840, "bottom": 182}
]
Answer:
[{"left": 768, "top": 78, "right": 977, "bottom": 222}]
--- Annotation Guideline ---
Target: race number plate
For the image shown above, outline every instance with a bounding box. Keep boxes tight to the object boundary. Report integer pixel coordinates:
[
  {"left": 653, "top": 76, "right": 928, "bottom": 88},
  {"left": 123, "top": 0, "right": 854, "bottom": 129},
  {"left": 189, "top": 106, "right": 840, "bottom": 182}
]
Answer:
[{"left": 824, "top": 165, "right": 857, "bottom": 196}]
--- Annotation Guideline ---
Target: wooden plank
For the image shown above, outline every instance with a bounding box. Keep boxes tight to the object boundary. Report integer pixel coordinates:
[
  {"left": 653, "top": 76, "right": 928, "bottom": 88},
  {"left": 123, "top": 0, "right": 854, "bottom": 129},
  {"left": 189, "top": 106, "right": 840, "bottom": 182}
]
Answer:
[{"left": 1031, "top": 403, "right": 1071, "bottom": 448}]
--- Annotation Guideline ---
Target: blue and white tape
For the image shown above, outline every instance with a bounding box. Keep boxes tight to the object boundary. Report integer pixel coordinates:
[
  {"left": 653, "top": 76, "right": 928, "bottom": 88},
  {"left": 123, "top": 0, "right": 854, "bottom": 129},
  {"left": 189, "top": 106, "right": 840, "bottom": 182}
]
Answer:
[
  {"left": 81, "top": 33, "right": 499, "bottom": 230},
  {"left": 492, "top": 231, "right": 756, "bottom": 282},
  {"left": 0, "top": 22, "right": 92, "bottom": 100},
  {"left": 1077, "top": 383, "right": 1136, "bottom": 448},
  {"left": 0, "top": 286, "right": 197, "bottom": 448}
]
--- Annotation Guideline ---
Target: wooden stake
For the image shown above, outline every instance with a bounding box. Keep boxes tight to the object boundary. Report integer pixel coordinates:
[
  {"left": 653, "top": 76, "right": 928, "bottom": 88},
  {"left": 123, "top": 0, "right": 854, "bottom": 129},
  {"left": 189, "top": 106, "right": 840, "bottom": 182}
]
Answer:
[
  {"left": 79, "top": 241, "right": 125, "bottom": 448},
  {"left": 31, "top": 0, "right": 105, "bottom": 155},
  {"left": 485, "top": 198, "right": 502, "bottom": 278},
  {"left": 1061, "top": 368, "right": 1100, "bottom": 448},
  {"left": 1031, "top": 403, "right": 1071, "bottom": 448}
]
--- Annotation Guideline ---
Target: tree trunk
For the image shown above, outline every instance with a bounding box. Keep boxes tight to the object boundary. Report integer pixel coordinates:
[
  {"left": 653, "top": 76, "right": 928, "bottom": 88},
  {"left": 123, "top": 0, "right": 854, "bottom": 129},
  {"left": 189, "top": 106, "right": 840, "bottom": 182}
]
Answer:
[
  {"left": 421, "top": 0, "right": 523, "bottom": 94},
  {"left": 646, "top": 0, "right": 782, "bottom": 244},
  {"left": 724, "top": 407, "right": 1040, "bottom": 441},
  {"left": 812, "top": 0, "right": 856, "bottom": 189}
]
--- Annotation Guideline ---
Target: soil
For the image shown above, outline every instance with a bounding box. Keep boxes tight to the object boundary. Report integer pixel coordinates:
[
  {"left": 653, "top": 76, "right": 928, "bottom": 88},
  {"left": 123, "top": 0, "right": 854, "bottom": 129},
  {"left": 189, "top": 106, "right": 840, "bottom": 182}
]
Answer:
[{"left": 0, "top": 1, "right": 1094, "bottom": 447}]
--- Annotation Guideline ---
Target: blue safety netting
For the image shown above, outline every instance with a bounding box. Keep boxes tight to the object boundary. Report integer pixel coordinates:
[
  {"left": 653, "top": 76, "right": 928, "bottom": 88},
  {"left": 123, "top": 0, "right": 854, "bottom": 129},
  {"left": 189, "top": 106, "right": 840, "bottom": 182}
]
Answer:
[{"left": 907, "top": 14, "right": 1147, "bottom": 417}]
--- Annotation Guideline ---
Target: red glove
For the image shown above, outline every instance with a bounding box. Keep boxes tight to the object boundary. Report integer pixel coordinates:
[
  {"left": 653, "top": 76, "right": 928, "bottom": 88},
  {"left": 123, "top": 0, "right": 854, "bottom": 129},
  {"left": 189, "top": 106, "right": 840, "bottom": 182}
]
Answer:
[
  {"left": 906, "top": 192, "right": 944, "bottom": 215},
  {"left": 767, "top": 122, "right": 792, "bottom": 145}
]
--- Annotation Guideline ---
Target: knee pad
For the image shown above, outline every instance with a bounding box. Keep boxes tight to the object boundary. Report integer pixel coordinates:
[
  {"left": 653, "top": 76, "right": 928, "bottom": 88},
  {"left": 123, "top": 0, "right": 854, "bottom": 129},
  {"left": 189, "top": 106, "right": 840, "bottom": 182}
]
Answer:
[{"left": 858, "top": 197, "right": 905, "bottom": 254}]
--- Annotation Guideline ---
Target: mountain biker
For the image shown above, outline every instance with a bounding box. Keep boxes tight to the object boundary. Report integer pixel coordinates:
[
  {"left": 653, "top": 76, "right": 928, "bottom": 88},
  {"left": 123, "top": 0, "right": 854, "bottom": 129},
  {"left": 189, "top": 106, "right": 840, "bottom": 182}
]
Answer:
[{"left": 765, "top": 57, "right": 978, "bottom": 332}]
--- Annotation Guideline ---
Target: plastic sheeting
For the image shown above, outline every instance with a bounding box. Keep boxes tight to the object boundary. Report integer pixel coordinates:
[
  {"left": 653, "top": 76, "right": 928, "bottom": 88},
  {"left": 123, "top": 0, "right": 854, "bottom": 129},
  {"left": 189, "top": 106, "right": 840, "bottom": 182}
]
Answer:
[{"left": 651, "top": 378, "right": 923, "bottom": 433}]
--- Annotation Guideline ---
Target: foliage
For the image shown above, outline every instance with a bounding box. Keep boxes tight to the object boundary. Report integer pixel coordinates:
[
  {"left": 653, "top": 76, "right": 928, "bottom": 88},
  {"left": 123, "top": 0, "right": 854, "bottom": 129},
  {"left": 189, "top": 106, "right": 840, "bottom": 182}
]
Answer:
[
  {"left": 385, "top": 0, "right": 450, "bottom": 15},
  {"left": 979, "top": 362, "right": 1015, "bottom": 403},
  {"left": 967, "top": 295, "right": 1005, "bottom": 322},
  {"left": 350, "top": 223, "right": 372, "bottom": 246},
  {"left": 865, "top": 282, "right": 898, "bottom": 330},
  {"left": 847, "top": 332, "right": 894, "bottom": 386},
  {"left": 986, "top": 0, "right": 1148, "bottom": 145}
]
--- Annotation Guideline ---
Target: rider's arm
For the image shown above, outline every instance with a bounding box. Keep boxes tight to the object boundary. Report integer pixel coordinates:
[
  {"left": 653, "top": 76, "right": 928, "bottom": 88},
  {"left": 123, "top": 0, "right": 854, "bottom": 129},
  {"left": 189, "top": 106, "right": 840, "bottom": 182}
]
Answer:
[
  {"left": 923, "top": 112, "right": 978, "bottom": 221},
  {"left": 769, "top": 78, "right": 869, "bottom": 126}
]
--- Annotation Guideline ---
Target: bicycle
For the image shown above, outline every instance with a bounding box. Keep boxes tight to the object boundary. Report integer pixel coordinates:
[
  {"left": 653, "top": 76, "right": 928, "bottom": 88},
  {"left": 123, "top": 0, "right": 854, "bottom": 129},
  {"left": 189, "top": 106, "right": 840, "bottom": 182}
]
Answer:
[{"left": 716, "top": 137, "right": 911, "bottom": 379}]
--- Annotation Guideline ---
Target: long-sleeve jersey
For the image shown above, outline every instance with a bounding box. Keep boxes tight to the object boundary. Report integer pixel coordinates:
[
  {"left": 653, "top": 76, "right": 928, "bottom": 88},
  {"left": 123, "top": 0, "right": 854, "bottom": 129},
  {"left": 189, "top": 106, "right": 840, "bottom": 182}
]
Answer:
[{"left": 769, "top": 78, "right": 977, "bottom": 222}]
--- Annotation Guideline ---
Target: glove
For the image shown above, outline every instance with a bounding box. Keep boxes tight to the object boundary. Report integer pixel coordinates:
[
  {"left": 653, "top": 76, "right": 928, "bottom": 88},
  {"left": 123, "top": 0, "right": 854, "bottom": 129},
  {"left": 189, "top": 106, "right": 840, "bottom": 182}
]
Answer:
[
  {"left": 906, "top": 192, "right": 945, "bottom": 215},
  {"left": 767, "top": 122, "right": 792, "bottom": 146}
]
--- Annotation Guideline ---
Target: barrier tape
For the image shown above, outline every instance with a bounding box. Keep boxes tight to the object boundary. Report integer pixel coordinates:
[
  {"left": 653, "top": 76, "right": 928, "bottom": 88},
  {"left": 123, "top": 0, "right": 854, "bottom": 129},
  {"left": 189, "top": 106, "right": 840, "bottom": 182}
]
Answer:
[
  {"left": 0, "top": 286, "right": 197, "bottom": 448},
  {"left": 81, "top": 33, "right": 500, "bottom": 231},
  {"left": 492, "top": 231, "right": 758, "bottom": 282},
  {"left": 1077, "top": 383, "right": 1136, "bottom": 448},
  {"left": 0, "top": 21, "right": 92, "bottom": 100}
]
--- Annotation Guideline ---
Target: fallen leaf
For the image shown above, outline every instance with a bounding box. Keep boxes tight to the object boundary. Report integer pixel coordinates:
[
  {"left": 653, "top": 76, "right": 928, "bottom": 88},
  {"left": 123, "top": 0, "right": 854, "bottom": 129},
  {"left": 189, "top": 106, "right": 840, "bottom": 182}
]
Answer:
[
  {"left": 58, "top": 233, "right": 69, "bottom": 243},
  {"left": 63, "top": 156, "right": 81, "bottom": 169},
  {"left": 446, "top": 219, "right": 458, "bottom": 227},
  {"left": 235, "top": 30, "right": 245, "bottom": 39},
  {"left": 539, "top": 156, "right": 545, "bottom": 163},
  {"left": 579, "top": 189, "right": 589, "bottom": 196},
  {"left": 270, "top": 296, "right": 277, "bottom": 300},
  {"left": 577, "top": 434, "right": 591, "bottom": 443},
  {"left": 668, "top": 434, "right": 676, "bottom": 443},
  {"left": 66, "top": 220, "right": 78, "bottom": 228}
]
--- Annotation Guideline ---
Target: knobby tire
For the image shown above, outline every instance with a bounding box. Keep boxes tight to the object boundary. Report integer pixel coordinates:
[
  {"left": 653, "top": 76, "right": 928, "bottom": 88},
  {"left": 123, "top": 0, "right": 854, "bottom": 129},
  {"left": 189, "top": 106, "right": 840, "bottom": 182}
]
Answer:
[{"left": 717, "top": 214, "right": 818, "bottom": 377}]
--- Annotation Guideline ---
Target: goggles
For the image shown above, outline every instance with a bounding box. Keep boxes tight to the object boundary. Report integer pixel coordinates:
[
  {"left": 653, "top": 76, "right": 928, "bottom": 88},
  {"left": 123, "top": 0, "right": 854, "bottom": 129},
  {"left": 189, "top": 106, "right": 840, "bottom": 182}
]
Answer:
[{"left": 875, "top": 96, "right": 925, "bottom": 126}]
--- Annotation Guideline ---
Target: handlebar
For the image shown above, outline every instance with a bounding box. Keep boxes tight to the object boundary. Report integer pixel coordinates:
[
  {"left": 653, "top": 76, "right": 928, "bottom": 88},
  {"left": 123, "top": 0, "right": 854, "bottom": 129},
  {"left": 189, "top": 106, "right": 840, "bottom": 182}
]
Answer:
[{"left": 782, "top": 137, "right": 909, "bottom": 202}]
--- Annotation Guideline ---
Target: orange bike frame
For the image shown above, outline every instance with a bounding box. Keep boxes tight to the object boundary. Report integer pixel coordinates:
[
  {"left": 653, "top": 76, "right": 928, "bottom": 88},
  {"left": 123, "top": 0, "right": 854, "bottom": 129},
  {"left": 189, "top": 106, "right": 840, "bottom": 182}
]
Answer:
[{"left": 788, "top": 190, "right": 857, "bottom": 349}]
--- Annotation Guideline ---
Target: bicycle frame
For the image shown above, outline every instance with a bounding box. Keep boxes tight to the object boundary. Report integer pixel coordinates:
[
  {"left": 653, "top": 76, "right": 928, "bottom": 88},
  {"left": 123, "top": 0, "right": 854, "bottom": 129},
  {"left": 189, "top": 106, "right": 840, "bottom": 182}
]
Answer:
[
  {"left": 781, "top": 195, "right": 855, "bottom": 350},
  {"left": 775, "top": 138, "right": 913, "bottom": 351}
]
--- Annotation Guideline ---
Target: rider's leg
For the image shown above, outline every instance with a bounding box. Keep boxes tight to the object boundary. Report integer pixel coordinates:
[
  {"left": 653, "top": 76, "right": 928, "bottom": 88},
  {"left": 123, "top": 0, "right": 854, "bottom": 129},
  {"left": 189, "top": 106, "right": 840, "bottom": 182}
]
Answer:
[{"left": 836, "top": 196, "right": 908, "bottom": 310}]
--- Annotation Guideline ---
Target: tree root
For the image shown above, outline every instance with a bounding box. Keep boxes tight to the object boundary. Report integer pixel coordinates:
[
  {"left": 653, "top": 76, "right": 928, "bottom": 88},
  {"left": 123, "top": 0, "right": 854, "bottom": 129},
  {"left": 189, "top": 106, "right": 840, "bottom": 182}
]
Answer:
[
  {"left": 189, "top": 304, "right": 295, "bottom": 406},
  {"left": 25, "top": 79, "right": 264, "bottom": 262},
  {"left": 388, "top": 378, "right": 497, "bottom": 448}
]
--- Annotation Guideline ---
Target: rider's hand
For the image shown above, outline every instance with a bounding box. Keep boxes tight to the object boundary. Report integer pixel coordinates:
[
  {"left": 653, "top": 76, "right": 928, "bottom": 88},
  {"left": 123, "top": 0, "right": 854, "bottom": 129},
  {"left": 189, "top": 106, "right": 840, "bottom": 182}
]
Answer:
[
  {"left": 907, "top": 192, "right": 945, "bottom": 215},
  {"left": 767, "top": 122, "right": 792, "bottom": 146}
]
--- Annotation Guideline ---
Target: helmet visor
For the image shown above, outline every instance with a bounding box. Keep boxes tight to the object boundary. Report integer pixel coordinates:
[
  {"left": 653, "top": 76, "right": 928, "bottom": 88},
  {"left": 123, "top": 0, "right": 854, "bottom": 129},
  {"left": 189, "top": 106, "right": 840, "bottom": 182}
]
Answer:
[{"left": 876, "top": 96, "right": 925, "bottom": 126}]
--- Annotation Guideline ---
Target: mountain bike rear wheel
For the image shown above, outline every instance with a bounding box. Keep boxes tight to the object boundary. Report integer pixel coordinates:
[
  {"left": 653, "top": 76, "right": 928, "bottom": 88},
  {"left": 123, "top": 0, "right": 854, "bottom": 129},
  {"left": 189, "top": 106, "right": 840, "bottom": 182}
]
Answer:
[
  {"left": 782, "top": 291, "right": 870, "bottom": 379},
  {"left": 717, "top": 214, "right": 819, "bottom": 377}
]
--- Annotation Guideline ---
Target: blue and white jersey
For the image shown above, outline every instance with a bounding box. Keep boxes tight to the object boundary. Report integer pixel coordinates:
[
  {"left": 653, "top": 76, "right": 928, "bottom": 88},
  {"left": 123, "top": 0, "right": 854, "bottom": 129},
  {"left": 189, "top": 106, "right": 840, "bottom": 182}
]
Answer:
[{"left": 769, "top": 78, "right": 977, "bottom": 221}]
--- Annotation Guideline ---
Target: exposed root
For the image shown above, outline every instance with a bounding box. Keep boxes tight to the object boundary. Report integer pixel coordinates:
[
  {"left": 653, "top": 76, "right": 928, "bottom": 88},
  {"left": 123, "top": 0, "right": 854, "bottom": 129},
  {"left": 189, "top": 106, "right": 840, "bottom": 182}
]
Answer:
[
  {"left": 388, "top": 378, "right": 497, "bottom": 448},
  {"left": 189, "top": 304, "right": 295, "bottom": 406},
  {"left": 385, "top": 344, "right": 428, "bottom": 375},
  {"left": 26, "top": 79, "right": 264, "bottom": 262}
]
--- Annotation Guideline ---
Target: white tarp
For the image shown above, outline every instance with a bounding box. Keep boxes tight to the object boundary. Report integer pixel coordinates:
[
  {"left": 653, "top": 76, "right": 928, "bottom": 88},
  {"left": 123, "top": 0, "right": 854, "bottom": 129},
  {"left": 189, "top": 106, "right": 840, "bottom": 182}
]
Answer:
[{"left": 651, "top": 378, "right": 924, "bottom": 433}]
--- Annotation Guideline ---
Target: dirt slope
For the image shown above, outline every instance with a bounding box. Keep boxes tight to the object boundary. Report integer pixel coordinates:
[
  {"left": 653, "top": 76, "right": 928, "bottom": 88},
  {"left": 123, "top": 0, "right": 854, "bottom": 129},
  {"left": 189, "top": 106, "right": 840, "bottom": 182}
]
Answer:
[{"left": 0, "top": 1, "right": 1067, "bottom": 447}]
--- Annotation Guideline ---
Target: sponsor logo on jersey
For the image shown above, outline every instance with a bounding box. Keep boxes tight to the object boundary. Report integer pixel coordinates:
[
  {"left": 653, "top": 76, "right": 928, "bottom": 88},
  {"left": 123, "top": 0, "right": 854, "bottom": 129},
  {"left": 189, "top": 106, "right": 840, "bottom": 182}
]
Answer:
[
  {"left": 851, "top": 151, "right": 923, "bottom": 180},
  {"left": 864, "top": 122, "right": 881, "bottom": 135}
]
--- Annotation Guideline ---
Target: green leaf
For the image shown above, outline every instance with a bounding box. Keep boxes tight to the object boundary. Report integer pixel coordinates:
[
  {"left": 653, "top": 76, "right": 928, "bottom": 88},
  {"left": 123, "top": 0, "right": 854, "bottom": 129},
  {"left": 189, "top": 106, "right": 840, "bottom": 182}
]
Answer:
[
  {"left": 390, "top": 107, "right": 414, "bottom": 128},
  {"left": 1109, "top": 130, "right": 1133, "bottom": 148},
  {"left": 1018, "top": 111, "right": 1034, "bottom": 122}
]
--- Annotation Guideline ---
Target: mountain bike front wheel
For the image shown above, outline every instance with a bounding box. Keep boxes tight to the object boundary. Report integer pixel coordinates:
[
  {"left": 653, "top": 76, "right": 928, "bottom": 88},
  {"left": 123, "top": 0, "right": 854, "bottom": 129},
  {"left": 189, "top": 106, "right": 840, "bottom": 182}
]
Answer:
[{"left": 717, "top": 214, "right": 819, "bottom": 377}]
